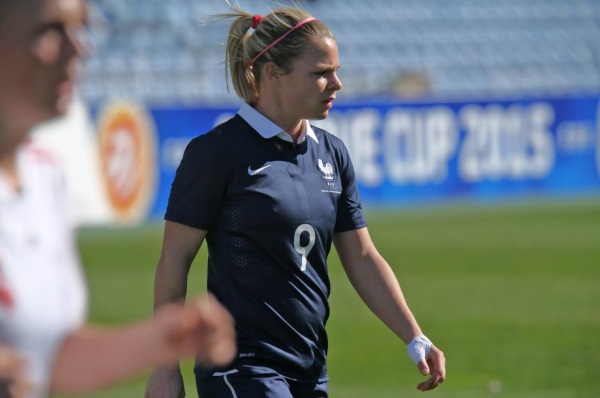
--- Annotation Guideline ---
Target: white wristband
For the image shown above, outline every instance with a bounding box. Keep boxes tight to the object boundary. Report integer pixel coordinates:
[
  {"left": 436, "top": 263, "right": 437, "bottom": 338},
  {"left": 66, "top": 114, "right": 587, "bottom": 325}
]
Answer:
[{"left": 407, "top": 335, "right": 433, "bottom": 364}]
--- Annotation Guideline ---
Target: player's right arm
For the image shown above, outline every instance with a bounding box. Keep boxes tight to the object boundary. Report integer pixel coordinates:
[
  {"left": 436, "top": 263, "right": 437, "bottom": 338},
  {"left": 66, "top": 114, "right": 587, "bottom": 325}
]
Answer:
[{"left": 144, "top": 220, "right": 207, "bottom": 398}]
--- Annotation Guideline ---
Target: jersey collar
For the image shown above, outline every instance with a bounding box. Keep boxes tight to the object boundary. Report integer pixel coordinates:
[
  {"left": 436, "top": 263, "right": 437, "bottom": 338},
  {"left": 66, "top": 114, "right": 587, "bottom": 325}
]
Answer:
[{"left": 238, "top": 103, "right": 319, "bottom": 144}]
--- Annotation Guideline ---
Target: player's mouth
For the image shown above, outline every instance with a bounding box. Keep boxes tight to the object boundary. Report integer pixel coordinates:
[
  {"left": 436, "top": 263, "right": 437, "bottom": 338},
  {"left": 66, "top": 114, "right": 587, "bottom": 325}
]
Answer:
[
  {"left": 322, "top": 97, "right": 335, "bottom": 108},
  {"left": 52, "top": 73, "right": 78, "bottom": 113},
  {"left": 57, "top": 77, "right": 75, "bottom": 97}
]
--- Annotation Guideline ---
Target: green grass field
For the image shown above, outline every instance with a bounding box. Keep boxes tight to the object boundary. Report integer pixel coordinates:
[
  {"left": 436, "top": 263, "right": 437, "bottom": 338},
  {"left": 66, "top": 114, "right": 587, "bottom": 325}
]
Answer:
[{"left": 53, "top": 198, "right": 600, "bottom": 398}]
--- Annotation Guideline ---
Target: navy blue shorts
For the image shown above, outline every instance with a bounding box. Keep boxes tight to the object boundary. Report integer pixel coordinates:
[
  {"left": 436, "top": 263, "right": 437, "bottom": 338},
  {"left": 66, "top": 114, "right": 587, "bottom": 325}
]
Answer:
[{"left": 195, "top": 365, "right": 328, "bottom": 398}]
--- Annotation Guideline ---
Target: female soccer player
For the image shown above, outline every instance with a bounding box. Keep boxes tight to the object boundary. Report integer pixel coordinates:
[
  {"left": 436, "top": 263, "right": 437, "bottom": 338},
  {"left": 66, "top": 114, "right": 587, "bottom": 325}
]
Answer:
[
  {"left": 145, "top": 4, "right": 446, "bottom": 398},
  {"left": 0, "top": 0, "right": 236, "bottom": 397}
]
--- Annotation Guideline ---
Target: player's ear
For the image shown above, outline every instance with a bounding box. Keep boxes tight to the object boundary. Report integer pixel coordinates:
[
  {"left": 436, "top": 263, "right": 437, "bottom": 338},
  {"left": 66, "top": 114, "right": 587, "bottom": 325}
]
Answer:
[{"left": 264, "top": 62, "right": 281, "bottom": 82}]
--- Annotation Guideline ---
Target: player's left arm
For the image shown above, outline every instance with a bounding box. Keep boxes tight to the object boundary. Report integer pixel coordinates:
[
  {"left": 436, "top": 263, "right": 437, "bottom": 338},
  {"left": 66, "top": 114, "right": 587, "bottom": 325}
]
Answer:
[{"left": 333, "top": 227, "right": 446, "bottom": 391}]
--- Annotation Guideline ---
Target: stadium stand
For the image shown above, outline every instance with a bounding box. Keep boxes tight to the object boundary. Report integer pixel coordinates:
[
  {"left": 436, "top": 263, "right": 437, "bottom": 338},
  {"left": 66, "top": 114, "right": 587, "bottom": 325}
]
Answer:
[{"left": 81, "top": 0, "right": 600, "bottom": 105}]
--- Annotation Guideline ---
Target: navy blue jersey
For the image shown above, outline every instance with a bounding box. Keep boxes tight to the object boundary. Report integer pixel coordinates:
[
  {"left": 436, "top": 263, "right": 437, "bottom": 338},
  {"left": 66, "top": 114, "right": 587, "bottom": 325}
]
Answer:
[{"left": 166, "top": 106, "right": 366, "bottom": 382}]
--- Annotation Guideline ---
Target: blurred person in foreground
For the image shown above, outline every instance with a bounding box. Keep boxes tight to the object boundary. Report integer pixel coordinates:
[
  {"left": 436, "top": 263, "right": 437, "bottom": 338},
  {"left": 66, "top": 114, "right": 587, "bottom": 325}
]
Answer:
[
  {"left": 145, "top": 3, "right": 446, "bottom": 398},
  {"left": 0, "top": 0, "right": 236, "bottom": 397}
]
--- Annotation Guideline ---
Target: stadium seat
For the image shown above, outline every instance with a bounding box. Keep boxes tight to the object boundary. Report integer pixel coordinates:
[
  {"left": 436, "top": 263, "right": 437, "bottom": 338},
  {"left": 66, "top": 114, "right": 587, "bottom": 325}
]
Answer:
[{"left": 82, "top": 0, "right": 600, "bottom": 105}]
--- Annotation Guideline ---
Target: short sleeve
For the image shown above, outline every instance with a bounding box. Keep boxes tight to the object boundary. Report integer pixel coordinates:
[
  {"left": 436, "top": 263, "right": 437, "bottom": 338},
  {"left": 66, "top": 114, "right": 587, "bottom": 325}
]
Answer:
[
  {"left": 334, "top": 142, "right": 367, "bottom": 232},
  {"left": 165, "top": 133, "right": 229, "bottom": 230}
]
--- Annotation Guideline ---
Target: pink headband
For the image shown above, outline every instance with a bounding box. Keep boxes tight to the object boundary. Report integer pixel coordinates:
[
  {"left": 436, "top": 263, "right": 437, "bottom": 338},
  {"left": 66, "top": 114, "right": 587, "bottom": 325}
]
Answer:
[{"left": 248, "top": 16, "right": 317, "bottom": 68}]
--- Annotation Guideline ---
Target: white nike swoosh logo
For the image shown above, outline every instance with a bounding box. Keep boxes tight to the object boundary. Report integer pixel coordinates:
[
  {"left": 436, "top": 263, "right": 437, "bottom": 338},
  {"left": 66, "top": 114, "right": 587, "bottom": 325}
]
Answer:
[{"left": 247, "top": 164, "right": 272, "bottom": 176}]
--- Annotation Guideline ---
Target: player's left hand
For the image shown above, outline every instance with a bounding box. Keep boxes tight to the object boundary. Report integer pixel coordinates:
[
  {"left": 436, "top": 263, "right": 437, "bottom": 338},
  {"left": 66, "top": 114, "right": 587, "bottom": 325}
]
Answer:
[{"left": 407, "top": 335, "right": 446, "bottom": 391}]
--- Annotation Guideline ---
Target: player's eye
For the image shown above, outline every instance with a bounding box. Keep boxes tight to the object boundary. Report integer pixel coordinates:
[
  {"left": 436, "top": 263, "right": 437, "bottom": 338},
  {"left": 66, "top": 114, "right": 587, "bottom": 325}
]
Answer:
[{"left": 39, "top": 22, "right": 65, "bottom": 35}]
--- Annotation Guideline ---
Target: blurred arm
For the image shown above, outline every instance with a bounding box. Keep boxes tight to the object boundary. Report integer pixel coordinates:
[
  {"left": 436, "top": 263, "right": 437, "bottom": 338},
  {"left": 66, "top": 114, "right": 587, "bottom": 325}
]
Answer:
[{"left": 50, "top": 294, "right": 235, "bottom": 394}]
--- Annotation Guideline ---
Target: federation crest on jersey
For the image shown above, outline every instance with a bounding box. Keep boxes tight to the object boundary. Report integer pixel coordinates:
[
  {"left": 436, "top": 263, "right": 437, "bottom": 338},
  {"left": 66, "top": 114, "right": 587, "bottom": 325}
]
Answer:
[{"left": 317, "top": 159, "right": 335, "bottom": 181}]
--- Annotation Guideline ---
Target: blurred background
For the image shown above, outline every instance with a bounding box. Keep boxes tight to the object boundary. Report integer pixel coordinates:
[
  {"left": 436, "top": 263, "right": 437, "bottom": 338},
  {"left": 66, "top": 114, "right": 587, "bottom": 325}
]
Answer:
[
  {"left": 42, "top": 0, "right": 599, "bottom": 397},
  {"left": 33, "top": 0, "right": 600, "bottom": 224}
]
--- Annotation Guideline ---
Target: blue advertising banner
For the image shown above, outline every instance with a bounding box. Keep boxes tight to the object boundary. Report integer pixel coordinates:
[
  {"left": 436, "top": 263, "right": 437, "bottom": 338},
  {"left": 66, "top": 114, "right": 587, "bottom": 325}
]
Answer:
[
  {"left": 315, "top": 96, "right": 600, "bottom": 206},
  {"left": 131, "top": 95, "right": 599, "bottom": 219}
]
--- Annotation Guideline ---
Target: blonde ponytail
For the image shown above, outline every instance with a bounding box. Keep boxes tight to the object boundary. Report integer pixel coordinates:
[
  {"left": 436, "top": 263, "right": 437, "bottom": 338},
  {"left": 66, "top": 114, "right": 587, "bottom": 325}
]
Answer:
[{"left": 214, "top": 4, "right": 333, "bottom": 105}]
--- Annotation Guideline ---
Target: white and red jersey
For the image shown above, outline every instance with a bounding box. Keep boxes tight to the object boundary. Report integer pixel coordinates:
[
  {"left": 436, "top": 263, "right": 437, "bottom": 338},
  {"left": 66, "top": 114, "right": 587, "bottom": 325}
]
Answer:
[{"left": 0, "top": 143, "right": 87, "bottom": 398}]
